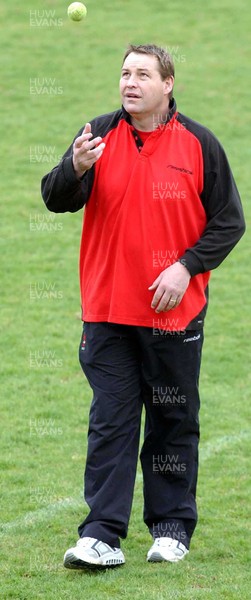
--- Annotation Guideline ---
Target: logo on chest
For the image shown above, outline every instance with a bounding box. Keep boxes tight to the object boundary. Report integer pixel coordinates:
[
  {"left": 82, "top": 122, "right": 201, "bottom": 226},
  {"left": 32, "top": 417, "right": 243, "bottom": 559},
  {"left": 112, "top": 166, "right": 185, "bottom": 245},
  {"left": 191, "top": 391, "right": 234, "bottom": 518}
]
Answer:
[{"left": 166, "top": 164, "right": 193, "bottom": 175}]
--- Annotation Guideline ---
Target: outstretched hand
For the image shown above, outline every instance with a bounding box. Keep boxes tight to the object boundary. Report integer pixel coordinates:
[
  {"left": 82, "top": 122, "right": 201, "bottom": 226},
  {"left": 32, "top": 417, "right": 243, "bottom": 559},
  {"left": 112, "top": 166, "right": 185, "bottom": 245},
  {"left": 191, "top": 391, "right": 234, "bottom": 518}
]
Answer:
[{"left": 72, "top": 122, "right": 106, "bottom": 179}]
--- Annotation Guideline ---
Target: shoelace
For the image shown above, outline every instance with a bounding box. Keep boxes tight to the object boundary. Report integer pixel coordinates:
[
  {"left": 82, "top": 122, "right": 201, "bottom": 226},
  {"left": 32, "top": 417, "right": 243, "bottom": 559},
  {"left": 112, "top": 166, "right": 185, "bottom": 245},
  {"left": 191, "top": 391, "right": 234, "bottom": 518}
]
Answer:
[
  {"left": 77, "top": 537, "right": 97, "bottom": 548},
  {"left": 156, "top": 537, "right": 178, "bottom": 547}
]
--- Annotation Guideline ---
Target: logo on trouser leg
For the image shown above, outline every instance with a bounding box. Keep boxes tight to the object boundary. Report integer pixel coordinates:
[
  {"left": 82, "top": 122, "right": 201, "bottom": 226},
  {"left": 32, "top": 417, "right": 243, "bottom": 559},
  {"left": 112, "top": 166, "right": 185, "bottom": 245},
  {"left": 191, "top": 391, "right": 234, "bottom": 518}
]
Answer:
[{"left": 183, "top": 334, "right": 201, "bottom": 343}]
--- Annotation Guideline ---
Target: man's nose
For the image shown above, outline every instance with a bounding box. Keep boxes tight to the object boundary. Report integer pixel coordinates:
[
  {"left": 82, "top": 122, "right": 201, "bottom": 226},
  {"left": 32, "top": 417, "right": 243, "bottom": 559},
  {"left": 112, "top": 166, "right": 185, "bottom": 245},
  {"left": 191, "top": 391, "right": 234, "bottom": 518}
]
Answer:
[{"left": 127, "top": 74, "right": 137, "bottom": 86}]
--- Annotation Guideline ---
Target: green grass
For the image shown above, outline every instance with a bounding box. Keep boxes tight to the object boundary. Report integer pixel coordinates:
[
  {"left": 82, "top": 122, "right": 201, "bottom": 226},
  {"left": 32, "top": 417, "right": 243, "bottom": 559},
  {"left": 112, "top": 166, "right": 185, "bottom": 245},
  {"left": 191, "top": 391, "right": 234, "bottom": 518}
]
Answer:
[{"left": 1, "top": 0, "right": 250, "bottom": 598}]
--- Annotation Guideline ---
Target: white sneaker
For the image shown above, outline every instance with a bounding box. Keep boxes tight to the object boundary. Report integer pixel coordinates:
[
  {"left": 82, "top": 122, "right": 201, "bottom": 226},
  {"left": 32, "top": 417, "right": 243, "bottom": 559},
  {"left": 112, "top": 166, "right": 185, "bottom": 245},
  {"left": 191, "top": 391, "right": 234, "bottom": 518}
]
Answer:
[
  {"left": 147, "top": 537, "right": 189, "bottom": 563},
  {"left": 63, "top": 536, "right": 125, "bottom": 569}
]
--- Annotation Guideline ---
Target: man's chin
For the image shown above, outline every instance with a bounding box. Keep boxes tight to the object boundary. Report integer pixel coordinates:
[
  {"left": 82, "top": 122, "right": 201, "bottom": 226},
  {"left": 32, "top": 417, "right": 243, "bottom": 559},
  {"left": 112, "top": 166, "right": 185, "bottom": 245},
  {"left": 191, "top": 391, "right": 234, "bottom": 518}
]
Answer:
[
  {"left": 123, "top": 100, "right": 142, "bottom": 114},
  {"left": 124, "top": 106, "right": 142, "bottom": 118}
]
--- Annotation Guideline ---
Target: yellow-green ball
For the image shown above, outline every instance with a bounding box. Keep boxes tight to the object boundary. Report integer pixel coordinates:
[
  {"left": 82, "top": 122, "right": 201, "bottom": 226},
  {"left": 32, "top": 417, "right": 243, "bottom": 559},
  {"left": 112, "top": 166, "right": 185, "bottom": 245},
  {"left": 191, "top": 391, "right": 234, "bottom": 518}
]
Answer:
[{"left": 67, "top": 2, "right": 87, "bottom": 21}]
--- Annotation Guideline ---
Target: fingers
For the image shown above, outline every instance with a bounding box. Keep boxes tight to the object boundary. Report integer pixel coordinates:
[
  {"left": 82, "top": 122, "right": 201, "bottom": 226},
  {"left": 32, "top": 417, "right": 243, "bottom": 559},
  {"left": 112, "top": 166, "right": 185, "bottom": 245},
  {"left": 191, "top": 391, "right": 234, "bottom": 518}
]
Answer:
[
  {"left": 92, "top": 142, "right": 106, "bottom": 160},
  {"left": 151, "top": 290, "right": 181, "bottom": 313},
  {"left": 168, "top": 297, "right": 180, "bottom": 309},
  {"left": 149, "top": 274, "right": 182, "bottom": 312},
  {"left": 73, "top": 122, "right": 106, "bottom": 176},
  {"left": 74, "top": 137, "right": 104, "bottom": 157},
  {"left": 149, "top": 263, "right": 190, "bottom": 313},
  {"left": 150, "top": 279, "right": 170, "bottom": 310},
  {"left": 148, "top": 274, "right": 161, "bottom": 291},
  {"left": 74, "top": 123, "right": 93, "bottom": 148},
  {"left": 74, "top": 133, "right": 103, "bottom": 151},
  {"left": 151, "top": 286, "right": 182, "bottom": 313},
  {"left": 83, "top": 122, "right": 91, "bottom": 135}
]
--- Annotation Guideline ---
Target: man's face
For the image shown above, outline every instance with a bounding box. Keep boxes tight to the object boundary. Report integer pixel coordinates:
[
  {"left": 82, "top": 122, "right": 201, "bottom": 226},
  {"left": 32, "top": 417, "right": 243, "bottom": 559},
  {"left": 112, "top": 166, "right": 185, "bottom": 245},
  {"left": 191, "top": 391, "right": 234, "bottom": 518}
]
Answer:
[{"left": 120, "top": 52, "right": 173, "bottom": 121}]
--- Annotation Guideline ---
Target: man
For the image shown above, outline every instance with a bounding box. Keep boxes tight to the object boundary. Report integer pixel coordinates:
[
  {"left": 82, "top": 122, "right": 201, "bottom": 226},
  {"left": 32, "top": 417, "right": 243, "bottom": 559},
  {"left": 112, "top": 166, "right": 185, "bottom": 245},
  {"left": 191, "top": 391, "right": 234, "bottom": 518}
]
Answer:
[{"left": 41, "top": 44, "right": 245, "bottom": 569}]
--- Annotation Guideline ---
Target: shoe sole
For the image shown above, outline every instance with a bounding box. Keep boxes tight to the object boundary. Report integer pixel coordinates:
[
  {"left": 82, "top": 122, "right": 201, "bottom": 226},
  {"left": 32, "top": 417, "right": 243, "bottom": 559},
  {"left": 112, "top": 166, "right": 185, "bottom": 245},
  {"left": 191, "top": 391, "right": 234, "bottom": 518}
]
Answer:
[{"left": 64, "top": 552, "right": 124, "bottom": 570}]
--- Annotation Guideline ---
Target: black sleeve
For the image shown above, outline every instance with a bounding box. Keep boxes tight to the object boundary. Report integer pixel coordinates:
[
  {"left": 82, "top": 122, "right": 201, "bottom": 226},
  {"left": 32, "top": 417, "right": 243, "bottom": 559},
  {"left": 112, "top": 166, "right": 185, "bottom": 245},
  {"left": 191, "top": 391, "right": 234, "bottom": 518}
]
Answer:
[
  {"left": 41, "top": 127, "right": 95, "bottom": 213},
  {"left": 179, "top": 126, "right": 246, "bottom": 276}
]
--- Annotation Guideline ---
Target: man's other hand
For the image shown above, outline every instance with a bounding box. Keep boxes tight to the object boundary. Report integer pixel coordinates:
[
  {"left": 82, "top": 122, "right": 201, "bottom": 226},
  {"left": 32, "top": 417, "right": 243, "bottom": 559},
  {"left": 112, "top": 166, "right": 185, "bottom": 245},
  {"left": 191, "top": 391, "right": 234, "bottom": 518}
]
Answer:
[{"left": 149, "top": 262, "right": 191, "bottom": 313}]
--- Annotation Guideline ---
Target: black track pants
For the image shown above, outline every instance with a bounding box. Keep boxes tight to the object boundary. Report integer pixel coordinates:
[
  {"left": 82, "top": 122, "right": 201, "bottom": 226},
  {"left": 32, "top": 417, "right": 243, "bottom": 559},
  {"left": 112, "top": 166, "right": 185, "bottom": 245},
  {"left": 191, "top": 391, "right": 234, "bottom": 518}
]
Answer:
[{"left": 78, "top": 322, "right": 204, "bottom": 549}]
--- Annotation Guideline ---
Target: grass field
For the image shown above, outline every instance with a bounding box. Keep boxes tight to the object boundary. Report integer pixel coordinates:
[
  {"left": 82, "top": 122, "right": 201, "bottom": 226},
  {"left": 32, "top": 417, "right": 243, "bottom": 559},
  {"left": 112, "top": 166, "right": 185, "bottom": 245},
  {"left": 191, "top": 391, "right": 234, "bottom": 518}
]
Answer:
[{"left": 1, "top": 0, "right": 250, "bottom": 598}]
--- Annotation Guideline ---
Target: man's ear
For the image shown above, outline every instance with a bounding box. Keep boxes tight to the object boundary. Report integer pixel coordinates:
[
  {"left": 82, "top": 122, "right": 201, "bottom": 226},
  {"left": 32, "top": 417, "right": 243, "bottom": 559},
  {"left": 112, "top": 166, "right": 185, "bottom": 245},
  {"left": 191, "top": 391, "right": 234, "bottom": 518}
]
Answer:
[{"left": 164, "top": 76, "right": 174, "bottom": 96}]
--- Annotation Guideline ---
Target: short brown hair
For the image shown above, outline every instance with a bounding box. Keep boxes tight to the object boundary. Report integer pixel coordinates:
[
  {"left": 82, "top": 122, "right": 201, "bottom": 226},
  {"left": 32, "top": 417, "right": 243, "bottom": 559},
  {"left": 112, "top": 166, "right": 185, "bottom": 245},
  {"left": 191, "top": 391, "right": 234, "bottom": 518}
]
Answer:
[{"left": 122, "top": 44, "right": 175, "bottom": 81}]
